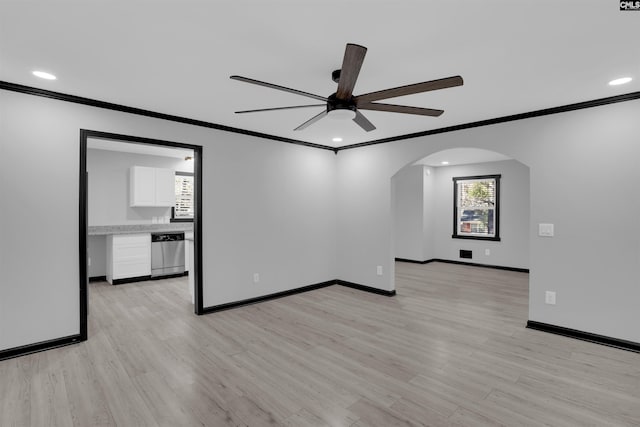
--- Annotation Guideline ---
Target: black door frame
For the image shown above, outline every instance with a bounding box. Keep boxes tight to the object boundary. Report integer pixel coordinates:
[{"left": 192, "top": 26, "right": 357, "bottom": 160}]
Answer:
[{"left": 79, "top": 129, "right": 204, "bottom": 341}]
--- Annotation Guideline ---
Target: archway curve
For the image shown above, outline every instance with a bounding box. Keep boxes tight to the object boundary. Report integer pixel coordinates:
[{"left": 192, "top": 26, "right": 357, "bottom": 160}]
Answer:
[{"left": 391, "top": 145, "right": 531, "bottom": 180}]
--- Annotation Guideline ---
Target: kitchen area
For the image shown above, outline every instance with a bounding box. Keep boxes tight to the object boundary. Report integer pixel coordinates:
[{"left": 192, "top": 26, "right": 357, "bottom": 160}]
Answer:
[{"left": 86, "top": 138, "right": 196, "bottom": 304}]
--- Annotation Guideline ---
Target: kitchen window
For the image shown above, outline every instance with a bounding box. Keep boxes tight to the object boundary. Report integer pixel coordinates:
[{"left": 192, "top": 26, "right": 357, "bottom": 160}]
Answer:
[
  {"left": 171, "top": 172, "right": 194, "bottom": 222},
  {"left": 453, "top": 174, "right": 501, "bottom": 241}
]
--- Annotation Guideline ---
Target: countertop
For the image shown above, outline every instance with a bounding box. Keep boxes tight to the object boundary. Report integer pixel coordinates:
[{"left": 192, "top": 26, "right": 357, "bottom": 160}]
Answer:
[{"left": 88, "top": 223, "right": 193, "bottom": 236}]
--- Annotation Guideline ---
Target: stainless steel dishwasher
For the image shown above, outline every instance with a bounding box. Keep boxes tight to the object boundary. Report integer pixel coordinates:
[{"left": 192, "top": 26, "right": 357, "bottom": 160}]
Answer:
[{"left": 151, "top": 232, "right": 185, "bottom": 278}]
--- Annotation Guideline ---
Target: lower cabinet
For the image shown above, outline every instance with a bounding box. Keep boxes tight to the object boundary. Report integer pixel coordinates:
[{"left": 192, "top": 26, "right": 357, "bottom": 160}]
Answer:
[{"left": 106, "top": 233, "right": 151, "bottom": 284}]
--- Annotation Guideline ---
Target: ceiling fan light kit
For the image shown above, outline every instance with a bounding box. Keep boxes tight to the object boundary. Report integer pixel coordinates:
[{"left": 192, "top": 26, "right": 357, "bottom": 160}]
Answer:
[
  {"left": 327, "top": 108, "right": 356, "bottom": 120},
  {"left": 231, "top": 43, "right": 463, "bottom": 132}
]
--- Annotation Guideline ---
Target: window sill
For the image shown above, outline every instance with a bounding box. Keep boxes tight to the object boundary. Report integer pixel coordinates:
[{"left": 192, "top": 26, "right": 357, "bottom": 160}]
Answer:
[
  {"left": 452, "top": 235, "right": 501, "bottom": 241},
  {"left": 170, "top": 218, "right": 194, "bottom": 223}
]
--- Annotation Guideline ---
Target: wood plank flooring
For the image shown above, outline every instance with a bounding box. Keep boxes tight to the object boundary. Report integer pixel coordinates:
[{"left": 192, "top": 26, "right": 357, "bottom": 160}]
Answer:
[{"left": 1, "top": 262, "right": 639, "bottom": 426}]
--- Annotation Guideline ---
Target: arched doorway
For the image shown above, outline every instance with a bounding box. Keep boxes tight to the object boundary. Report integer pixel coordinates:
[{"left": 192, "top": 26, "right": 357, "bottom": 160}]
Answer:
[
  {"left": 390, "top": 146, "right": 531, "bottom": 342},
  {"left": 391, "top": 147, "right": 530, "bottom": 271}
]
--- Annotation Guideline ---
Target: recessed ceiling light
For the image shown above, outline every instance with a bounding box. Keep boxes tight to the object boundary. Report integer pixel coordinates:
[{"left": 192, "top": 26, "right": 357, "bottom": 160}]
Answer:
[
  {"left": 32, "top": 70, "right": 57, "bottom": 80},
  {"left": 609, "top": 77, "right": 632, "bottom": 86},
  {"left": 441, "top": 161, "right": 449, "bottom": 165},
  {"left": 332, "top": 137, "right": 343, "bottom": 143}
]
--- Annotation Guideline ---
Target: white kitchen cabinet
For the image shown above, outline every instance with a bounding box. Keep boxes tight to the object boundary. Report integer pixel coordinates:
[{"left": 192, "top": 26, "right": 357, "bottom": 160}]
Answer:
[
  {"left": 130, "top": 166, "right": 175, "bottom": 207},
  {"left": 106, "top": 233, "right": 151, "bottom": 284},
  {"left": 154, "top": 167, "right": 176, "bottom": 207}
]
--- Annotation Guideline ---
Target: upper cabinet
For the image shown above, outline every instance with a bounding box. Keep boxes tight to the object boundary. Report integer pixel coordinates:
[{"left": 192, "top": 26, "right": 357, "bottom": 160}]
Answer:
[
  {"left": 130, "top": 166, "right": 175, "bottom": 207},
  {"left": 154, "top": 168, "right": 176, "bottom": 206},
  {"left": 129, "top": 166, "right": 155, "bottom": 206}
]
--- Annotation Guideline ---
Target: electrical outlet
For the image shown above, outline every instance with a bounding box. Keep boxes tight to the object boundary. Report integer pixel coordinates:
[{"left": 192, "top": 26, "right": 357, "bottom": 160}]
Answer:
[
  {"left": 539, "top": 223, "right": 554, "bottom": 237},
  {"left": 88, "top": 257, "right": 91, "bottom": 266},
  {"left": 253, "top": 273, "right": 260, "bottom": 283},
  {"left": 545, "top": 291, "right": 556, "bottom": 305},
  {"left": 485, "top": 249, "right": 490, "bottom": 256},
  {"left": 376, "top": 265, "right": 383, "bottom": 276}
]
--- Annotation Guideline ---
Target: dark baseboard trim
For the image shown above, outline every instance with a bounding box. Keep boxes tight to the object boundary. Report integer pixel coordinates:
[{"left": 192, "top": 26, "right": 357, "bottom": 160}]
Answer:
[
  {"left": 395, "top": 257, "right": 529, "bottom": 273},
  {"left": 394, "top": 258, "right": 435, "bottom": 265},
  {"left": 201, "top": 278, "right": 397, "bottom": 314},
  {"left": 201, "top": 280, "right": 335, "bottom": 314},
  {"left": 150, "top": 272, "right": 189, "bottom": 281},
  {"left": 527, "top": 321, "right": 640, "bottom": 353},
  {"left": 111, "top": 275, "right": 152, "bottom": 285},
  {"left": 435, "top": 259, "right": 529, "bottom": 273},
  {"left": 0, "top": 334, "right": 82, "bottom": 361},
  {"left": 336, "top": 280, "right": 397, "bottom": 296},
  {"left": 111, "top": 272, "right": 188, "bottom": 285},
  {"left": 92, "top": 270, "right": 203, "bottom": 283}
]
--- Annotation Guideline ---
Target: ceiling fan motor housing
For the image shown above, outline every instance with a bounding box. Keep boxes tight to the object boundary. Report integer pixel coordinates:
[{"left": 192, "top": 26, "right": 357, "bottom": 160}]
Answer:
[{"left": 326, "top": 92, "right": 356, "bottom": 114}]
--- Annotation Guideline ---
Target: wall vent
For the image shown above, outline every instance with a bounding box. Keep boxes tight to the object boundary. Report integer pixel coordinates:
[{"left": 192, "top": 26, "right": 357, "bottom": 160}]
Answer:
[{"left": 459, "top": 249, "right": 472, "bottom": 259}]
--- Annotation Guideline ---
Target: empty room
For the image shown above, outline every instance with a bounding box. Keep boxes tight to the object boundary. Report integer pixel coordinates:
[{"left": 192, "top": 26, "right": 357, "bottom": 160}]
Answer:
[{"left": 1, "top": 1, "right": 639, "bottom": 426}]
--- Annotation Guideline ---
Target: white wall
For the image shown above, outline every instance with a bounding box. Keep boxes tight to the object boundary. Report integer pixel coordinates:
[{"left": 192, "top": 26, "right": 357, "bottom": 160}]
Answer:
[
  {"left": 2, "top": 87, "right": 639, "bottom": 352},
  {"left": 392, "top": 165, "right": 426, "bottom": 260},
  {"left": 0, "top": 90, "right": 337, "bottom": 351},
  {"left": 87, "top": 148, "right": 193, "bottom": 226},
  {"left": 200, "top": 134, "right": 338, "bottom": 306},
  {"left": 393, "top": 160, "right": 529, "bottom": 269},
  {"left": 422, "top": 166, "right": 436, "bottom": 261},
  {"left": 337, "top": 99, "right": 640, "bottom": 343},
  {"left": 88, "top": 236, "right": 107, "bottom": 277}
]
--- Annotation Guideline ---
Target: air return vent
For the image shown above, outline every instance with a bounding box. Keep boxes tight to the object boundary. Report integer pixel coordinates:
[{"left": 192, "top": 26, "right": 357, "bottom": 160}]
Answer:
[{"left": 459, "top": 250, "right": 472, "bottom": 259}]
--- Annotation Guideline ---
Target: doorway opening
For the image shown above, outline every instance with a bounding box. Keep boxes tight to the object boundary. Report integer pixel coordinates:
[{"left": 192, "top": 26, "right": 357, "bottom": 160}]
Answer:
[
  {"left": 79, "top": 129, "right": 204, "bottom": 341},
  {"left": 391, "top": 146, "right": 531, "bottom": 334},
  {"left": 392, "top": 147, "right": 529, "bottom": 269}
]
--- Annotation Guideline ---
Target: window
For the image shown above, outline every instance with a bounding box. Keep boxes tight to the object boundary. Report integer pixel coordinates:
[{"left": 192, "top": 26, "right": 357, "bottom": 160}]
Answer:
[
  {"left": 453, "top": 174, "right": 500, "bottom": 241},
  {"left": 171, "top": 172, "right": 194, "bottom": 222}
]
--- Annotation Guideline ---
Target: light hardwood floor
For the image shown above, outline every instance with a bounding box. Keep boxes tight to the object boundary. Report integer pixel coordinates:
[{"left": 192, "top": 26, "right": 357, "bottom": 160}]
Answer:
[{"left": 1, "top": 262, "right": 639, "bottom": 426}]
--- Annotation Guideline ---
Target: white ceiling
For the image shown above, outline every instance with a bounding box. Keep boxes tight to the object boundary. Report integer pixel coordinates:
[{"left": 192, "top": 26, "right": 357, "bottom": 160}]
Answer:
[
  {"left": 87, "top": 138, "right": 193, "bottom": 159},
  {"left": 1, "top": 1, "right": 638, "bottom": 149},
  {"left": 414, "top": 148, "right": 511, "bottom": 168}
]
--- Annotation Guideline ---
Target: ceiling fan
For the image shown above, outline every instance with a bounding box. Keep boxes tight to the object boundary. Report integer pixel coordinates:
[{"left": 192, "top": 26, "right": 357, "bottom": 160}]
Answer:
[{"left": 230, "top": 43, "right": 463, "bottom": 132}]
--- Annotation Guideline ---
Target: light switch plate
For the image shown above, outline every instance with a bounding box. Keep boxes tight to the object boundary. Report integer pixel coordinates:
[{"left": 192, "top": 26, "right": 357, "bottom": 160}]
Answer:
[
  {"left": 545, "top": 291, "right": 556, "bottom": 305},
  {"left": 539, "top": 223, "right": 554, "bottom": 237}
]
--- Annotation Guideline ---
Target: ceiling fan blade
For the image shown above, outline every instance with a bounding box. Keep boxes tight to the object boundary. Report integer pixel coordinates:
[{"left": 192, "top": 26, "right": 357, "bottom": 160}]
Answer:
[
  {"left": 294, "top": 110, "right": 328, "bottom": 131},
  {"left": 235, "top": 104, "right": 326, "bottom": 114},
  {"left": 230, "top": 75, "right": 327, "bottom": 102},
  {"left": 335, "top": 43, "right": 367, "bottom": 101},
  {"left": 355, "top": 75, "right": 463, "bottom": 104},
  {"left": 358, "top": 102, "right": 444, "bottom": 117},
  {"left": 353, "top": 110, "right": 376, "bottom": 132}
]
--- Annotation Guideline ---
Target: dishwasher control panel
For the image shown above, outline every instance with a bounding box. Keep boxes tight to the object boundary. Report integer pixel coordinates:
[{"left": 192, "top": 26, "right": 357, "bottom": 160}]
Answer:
[{"left": 151, "top": 232, "right": 185, "bottom": 242}]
